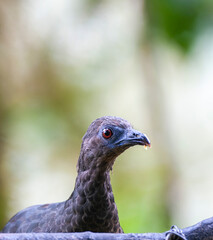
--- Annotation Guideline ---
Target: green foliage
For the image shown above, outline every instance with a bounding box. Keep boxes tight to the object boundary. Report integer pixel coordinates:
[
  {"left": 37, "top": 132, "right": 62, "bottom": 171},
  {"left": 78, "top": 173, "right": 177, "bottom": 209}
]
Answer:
[
  {"left": 80, "top": 0, "right": 105, "bottom": 15},
  {"left": 112, "top": 163, "right": 171, "bottom": 233},
  {"left": 144, "top": 0, "right": 213, "bottom": 52}
]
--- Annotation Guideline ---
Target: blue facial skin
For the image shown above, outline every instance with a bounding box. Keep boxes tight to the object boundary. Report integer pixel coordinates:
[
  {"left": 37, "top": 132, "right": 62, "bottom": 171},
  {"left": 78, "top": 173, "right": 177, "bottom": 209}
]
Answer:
[{"left": 100, "top": 125, "right": 150, "bottom": 150}]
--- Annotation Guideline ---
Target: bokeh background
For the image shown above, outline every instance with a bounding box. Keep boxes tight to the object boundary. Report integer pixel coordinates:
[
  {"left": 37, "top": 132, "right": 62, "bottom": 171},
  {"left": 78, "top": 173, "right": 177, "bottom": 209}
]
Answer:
[{"left": 0, "top": 0, "right": 213, "bottom": 233}]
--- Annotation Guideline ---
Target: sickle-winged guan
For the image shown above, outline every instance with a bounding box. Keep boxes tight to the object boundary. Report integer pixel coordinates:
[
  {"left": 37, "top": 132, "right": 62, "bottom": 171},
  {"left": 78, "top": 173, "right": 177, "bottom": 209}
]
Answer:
[{"left": 2, "top": 116, "right": 150, "bottom": 233}]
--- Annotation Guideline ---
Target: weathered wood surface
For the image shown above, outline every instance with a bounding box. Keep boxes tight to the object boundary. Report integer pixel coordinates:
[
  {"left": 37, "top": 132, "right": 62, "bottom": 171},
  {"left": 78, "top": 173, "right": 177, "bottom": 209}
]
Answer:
[
  {"left": 0, "top": 216, "right": 213, "bottom": 240},
  {"left": 0, "top": 232, "right": 165, "bottom": 240}
]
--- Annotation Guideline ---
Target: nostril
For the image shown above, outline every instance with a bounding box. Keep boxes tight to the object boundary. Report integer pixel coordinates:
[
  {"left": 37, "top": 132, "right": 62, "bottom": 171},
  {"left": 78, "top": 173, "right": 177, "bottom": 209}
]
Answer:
[{"left": 132, "top": 132, "right": 140, "bottom": 138}]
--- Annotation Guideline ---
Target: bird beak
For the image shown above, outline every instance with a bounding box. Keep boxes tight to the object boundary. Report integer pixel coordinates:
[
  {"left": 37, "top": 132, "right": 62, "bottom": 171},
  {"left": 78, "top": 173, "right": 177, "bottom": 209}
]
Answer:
[
  {"left": 127, "top": 130, "right": 151, "bottom": 147},
  {"left": 116, "top": 129, "right": 151, "bottom": 148}
]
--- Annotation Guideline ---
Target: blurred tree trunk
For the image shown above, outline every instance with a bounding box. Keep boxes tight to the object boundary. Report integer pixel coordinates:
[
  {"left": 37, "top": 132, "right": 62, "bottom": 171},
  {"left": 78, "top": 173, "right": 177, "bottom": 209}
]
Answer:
[
  {"left": 0, "top": 0, "right": 22, "bottom": 228},
  {"left": 140, "top": 40, "right": 174, "bottom": 227},
  {"left": 0, "top": 97, "right": 8, "bottom": 229}
]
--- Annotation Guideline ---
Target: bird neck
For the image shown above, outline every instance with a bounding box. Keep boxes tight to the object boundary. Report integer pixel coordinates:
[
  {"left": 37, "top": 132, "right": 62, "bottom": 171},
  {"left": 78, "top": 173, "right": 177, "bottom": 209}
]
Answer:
[
  {"left": 65, "top": 166, "right": 121, "bottom": 232},
  {"left": 77, "top": 147, "right": 117, "bottom": 173},
  {"left": 74, "top": 167, "right": 113, "bottom": 199}
]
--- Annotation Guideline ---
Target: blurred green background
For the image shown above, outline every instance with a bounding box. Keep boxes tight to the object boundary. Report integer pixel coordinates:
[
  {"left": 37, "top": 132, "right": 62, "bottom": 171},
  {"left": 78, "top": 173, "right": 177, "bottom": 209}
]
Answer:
[{"left": 0, "top": 0, "right": 213, "bottom": 233}]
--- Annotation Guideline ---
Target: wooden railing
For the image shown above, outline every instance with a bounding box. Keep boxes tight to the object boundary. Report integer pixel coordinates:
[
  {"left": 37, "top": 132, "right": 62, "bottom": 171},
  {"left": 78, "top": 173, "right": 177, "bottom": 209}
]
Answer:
[{"left": 1, "top": 216, "right": 213, "bottom": 240}]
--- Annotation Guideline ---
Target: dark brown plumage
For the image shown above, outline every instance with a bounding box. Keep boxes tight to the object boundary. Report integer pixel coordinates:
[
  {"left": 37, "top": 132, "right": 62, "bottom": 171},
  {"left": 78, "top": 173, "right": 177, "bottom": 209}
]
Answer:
[{"left": 2, "top": 116, "right": 150, "bottom": 233}]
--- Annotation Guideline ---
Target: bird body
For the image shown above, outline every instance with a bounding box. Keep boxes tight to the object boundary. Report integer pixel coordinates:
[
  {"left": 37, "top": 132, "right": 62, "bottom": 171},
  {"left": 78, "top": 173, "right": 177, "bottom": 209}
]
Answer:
[{"left": 2, "top": 116, "right": 150, "bottom": 233}]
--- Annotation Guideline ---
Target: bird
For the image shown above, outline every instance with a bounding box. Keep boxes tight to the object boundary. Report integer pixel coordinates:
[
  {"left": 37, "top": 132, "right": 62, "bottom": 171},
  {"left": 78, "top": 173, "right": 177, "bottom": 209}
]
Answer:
[{"left": 2, "top": 116, "right": 151, "bottom": 233}]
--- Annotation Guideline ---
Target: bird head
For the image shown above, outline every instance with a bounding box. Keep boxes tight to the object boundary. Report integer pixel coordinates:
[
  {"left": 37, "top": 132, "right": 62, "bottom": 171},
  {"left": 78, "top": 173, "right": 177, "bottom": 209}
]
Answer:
[{"left": 77, "top": 116, "right": 151, "bottom": 172}]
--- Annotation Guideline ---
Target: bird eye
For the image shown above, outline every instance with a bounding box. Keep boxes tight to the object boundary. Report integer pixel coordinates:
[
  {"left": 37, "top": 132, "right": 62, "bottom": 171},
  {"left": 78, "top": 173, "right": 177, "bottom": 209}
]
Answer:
[{"left": 102, "top": 128, "right": 113, "bottom": 139}]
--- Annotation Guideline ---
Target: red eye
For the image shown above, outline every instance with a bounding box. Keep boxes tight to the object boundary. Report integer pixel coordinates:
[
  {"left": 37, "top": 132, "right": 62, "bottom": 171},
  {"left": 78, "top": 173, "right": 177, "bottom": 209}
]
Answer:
[{"left": 102, "top": 128, "right": 113, "bottom": 139}]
